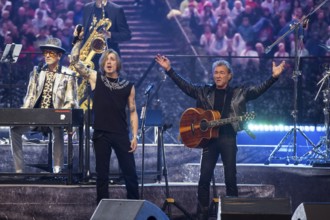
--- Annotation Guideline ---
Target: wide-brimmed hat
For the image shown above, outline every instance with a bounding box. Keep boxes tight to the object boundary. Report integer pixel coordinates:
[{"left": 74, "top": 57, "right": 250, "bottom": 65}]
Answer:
[{"left": 39, "top": 38, "right": 66, "bottom": 54}]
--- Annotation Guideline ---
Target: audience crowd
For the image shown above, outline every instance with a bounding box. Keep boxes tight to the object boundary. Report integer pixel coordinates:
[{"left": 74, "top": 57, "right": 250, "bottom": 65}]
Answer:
[
  {"left": 1, "top": 0, "right": 329, "bottom": 65},
  {"left": 0, "top": 0, "right": 329, "bottom": 128},
  {"left": 179, "top": 0, "right": 330, "bottom": 68},
  {"left": 0, "top": 0, "right": 87, "bottom": 64}
]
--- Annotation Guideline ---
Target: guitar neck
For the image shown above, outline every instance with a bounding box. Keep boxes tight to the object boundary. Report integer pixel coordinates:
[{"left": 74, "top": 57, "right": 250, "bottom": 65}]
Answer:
[{"left": 208, "top": 115, "right": 244, "bottom": 128}]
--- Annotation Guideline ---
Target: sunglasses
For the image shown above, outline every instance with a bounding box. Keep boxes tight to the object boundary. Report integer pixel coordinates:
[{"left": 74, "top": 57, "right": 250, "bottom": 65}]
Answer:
[{"left": 43, "top": 50, "right": 59, "bottom": 57}]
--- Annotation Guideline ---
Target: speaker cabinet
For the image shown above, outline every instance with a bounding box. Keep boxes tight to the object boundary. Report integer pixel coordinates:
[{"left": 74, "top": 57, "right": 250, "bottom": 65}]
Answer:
[
  {"left": 90, "top": 199, "right": 169, "bottom": 220},
  {"left": 292, "top": 202, "right": 330, "bottom": 220},
  {"left": 219, "top": 197, "right": 292, "bottom": 220}
]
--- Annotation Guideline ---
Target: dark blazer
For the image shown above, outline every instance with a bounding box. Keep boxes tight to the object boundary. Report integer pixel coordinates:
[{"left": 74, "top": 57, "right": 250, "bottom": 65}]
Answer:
[{"left": 82, "top": 1, "right": 132, "bottom": 55}]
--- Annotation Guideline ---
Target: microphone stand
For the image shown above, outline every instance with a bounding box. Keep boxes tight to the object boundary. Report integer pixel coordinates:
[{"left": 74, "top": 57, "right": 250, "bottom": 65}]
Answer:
[
  {"left": 67, "top": 72, "right": 90, "bottom": 181},
  {"left": 264, "top": 0, "right": 329, "bottom": 165},
  {"left": 302, "top": 68, "right": 330, "bottom": 165},
  {"left": 76, "top": 78, "right": 92, "bottom": 182},
  {"left": 264, "top": 0, "right": 329, "bottom": 54},
  {"left": 84, "top": 81, "right": 92, "bottom": 180},
  {"left": 64, "top": 64, "right": 91, "bottom": 182},
  {"left": 140, "top": 90, "right": 151, "bottom": 199},
  {"left": 160, "top": 124, "right": 193, "bottom": 220}
]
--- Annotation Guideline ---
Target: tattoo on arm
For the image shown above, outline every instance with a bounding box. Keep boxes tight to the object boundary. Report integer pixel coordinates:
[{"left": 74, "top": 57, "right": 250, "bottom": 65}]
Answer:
[
  {"left": 71, "top": 41, "right": 82, "bottom": 64},
  {"left": 129, "top": 96, "right": 136, "bottom": 113},
  {"left": 130, "top": 105, "right": 136, "bottom": 113},
  {"left": 129, "top": 97, "right": 137, "bottom": 136},
  {"left": 74, "top": 62, "right": 91, "bottom": 79}
]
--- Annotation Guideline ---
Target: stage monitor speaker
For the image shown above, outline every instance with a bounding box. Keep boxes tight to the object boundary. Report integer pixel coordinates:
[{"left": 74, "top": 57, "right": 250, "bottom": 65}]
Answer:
[
  {"left": 291, "top": 202, "right": 330, "bottom": 220},
  {"left": 90, "top": 199, "right": 169, "bottom": 220},
  {"left": 219, "top": 197, "right": 292, "bottom": 220}
]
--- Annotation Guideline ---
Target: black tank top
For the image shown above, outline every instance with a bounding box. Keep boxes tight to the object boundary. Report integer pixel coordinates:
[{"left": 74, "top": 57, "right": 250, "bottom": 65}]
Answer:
[{"left": 92, "top": 73, "right": 133, "bottom": 134}]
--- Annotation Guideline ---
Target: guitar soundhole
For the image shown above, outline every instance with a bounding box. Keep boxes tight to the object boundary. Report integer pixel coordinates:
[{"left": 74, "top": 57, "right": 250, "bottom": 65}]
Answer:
[{"left": 200, "top": 120, "right": 208, "bottom": 132}]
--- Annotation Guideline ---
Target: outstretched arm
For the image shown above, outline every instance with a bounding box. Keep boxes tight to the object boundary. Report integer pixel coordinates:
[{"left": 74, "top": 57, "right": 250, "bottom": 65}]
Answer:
[
  {"left": 155, "top": 54, "right": 203, "bottom": 100},
  {"left": 155, "top": 54, "right": 171, "bottom": 71},
  {"left": 272, "top": 60, "right": 286, "bottom": 78},
  {"left": 246, "top": 60, "right": 286, "bottom": 100},
  {"left": 70, "top": 25, "right": 97, "bottom": 90}
]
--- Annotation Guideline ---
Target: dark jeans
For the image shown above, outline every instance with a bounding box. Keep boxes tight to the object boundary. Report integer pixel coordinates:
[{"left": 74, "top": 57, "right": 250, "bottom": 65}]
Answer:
[
  {"left": 198, "top": 134, "right": 238, "bottom": 208},
  {"left": 92, "top": 130, "right": 139, "bottom": 204}
]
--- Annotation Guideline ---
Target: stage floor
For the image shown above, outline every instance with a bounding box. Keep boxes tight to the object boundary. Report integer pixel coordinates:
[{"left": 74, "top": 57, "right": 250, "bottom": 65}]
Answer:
[
  {"left": 0, "top": 164, "right": 329, "bottom": 220},
  {"left": 0, "top": 131, "right": 330, "bottom": 219}
]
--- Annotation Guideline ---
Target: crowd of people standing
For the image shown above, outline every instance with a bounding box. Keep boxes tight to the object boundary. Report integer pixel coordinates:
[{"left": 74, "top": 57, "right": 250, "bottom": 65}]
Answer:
[
  {"left": 0, "top": 0, "right": 86, "bottom": 64},
  {"left": 1, "top": 0, "right": 329, "bottom": 66},
  {"left": 179, "top": 0, "right": 330, "bottom": 68}
]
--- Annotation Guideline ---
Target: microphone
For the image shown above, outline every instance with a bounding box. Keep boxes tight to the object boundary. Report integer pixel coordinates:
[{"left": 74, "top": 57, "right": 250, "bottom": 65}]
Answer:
[
  {"left": 144, "top": 84, "right": 154, "bottom": 95},
  {"left": 37, "top": 62, "right": 44, "bottom": 73},
  {"left": 302, "top": 18, "right": 309, "bottom": 29},
  {"left": 163, "top": 123, "right": 172, "bottom": 132},
  {"left": 72, "top": 24, "right": 83, "bottom": 46}
]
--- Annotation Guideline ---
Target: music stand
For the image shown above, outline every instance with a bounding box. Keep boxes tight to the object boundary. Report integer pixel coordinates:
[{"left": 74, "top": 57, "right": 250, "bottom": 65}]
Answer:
[
  {"left": 1, "top": 43, "right": 22, "bottom": 63},
  {"left": 1, "top": 43, "right": 22, "bottom": 107}
]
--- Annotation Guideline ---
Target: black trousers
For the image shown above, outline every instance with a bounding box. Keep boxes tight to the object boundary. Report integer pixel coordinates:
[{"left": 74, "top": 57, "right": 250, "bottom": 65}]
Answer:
[
  {"left": 197, "top": 134, "right": 238, "bottom": 208},
  {"left": 92, "top": 130, "right": 139, "bottom": 203}
]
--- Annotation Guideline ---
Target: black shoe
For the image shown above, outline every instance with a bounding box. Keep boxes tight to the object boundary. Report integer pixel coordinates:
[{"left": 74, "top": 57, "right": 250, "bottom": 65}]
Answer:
[
  {"left": 196, "top": 206, "right": 209, "bottom": 220},
  {"left": 196, "top": 212, "right": 208, "bottom": 220}
]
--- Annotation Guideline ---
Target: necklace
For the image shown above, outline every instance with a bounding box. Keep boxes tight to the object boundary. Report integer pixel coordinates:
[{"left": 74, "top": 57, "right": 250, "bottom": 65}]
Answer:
[{"left": 101, "top": 75, "right": 129, "bottom": 91}]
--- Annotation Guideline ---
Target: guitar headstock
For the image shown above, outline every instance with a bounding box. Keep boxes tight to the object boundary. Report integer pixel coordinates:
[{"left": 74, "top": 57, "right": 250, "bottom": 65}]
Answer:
[{"left": 243, "top": 111, "right": 256, "bottom": 121}]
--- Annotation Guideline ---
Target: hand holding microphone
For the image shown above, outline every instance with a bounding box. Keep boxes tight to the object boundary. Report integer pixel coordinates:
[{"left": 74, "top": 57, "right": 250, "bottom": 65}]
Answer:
[{"left": 72, "top": 24, "right": 83, "bottom": 46}]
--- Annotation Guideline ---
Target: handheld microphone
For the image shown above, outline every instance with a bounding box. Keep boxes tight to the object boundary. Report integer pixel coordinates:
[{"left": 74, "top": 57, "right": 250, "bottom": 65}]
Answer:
[
  {"left": 144, "top": 84, "right": 154, "bottom": 95},
  {"left": 72, "top": 24, "right": 83, "bottom": 46}
]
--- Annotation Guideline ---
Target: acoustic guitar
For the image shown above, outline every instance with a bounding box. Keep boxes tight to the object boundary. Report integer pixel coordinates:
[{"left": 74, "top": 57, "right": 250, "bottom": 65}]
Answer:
[{"left": 179, "top": 108, "right": 255, "bottom": 148}]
